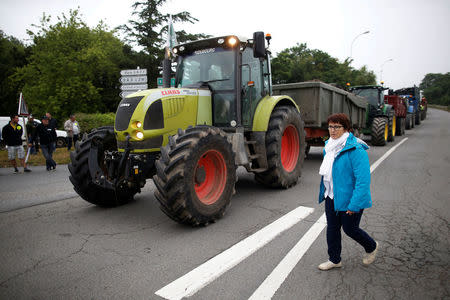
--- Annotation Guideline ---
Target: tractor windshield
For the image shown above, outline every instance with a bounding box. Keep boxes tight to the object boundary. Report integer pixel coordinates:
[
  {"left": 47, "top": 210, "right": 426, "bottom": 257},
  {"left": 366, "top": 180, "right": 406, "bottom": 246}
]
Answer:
[
  {"left": 175, "top": 47, "right": 235, "bottom": 91},
  {"left": 352, "top": 88, "right": 380, "bottom": 106}
]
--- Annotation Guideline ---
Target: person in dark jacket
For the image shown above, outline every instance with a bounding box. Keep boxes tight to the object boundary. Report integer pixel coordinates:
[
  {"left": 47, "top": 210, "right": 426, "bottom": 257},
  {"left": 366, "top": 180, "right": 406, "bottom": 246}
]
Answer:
[
  {"left": 318, "top": 113, "right": 378, "bottom": 271},
  {"left": 1, "top": 114, "right": 31, "bottom": 173},
  {"left": 34, "top": 115, "right": 57, "bottom": 171},
  {"left": 45, "top": 112, "right": 58, "bottom": 152},
  {"left": 26, "top": 115, "right": 39, "bottom": 154}
]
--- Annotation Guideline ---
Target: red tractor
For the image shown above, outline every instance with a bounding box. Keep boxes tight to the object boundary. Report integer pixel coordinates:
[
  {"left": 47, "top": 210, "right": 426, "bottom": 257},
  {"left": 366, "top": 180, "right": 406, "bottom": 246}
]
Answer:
[{"left": 384, "top": 94, "right": 408, "bottom": 136}]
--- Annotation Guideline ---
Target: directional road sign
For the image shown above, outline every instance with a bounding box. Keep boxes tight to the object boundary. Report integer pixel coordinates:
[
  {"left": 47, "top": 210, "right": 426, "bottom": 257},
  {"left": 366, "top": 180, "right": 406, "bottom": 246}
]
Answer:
[
  {"left": 119, "top": 91, "right": 137, "bottom": 98},
  {"left": 120, "top": 84, "right": 148, "bottom": 91},
  {"left": 120, "top": 69, "right": 147, "bottom": 76},
  {"left": 119, "top": 76, "right": 148, "bottom": 84}
]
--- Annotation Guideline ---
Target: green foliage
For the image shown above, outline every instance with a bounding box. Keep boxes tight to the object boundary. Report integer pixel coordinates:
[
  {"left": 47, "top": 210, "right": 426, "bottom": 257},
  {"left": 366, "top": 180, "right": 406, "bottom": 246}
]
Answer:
[
  {"left": 118, "top": 0, "right": 209, "bottom": 88},
  {"left": 419, "top": 73, "right": 450, "bottom": 106},
  {"left": 11, "top": 9, "right": 132, "bottom": 121},
  {"left": 271, "top": 43, "right": 376, "bottom": 88},
  {"left": 75, "top": 112, "right": 115, "bottom": 133},
  {"left": 0, "top": 30, "right": 28, "bottom": 115}
]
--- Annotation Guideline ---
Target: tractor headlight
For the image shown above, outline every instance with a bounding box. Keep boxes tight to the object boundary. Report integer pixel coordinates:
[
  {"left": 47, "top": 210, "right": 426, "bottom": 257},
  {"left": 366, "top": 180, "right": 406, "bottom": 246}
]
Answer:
[
  {"left": 227, "top": 37, "right": 237, "bottom": 46},
  {"left": 132, "top": 121, "right": 142, "bottom": 129},
  {"left": 135, "top": 131, "right": 144, "bottom": 140}
]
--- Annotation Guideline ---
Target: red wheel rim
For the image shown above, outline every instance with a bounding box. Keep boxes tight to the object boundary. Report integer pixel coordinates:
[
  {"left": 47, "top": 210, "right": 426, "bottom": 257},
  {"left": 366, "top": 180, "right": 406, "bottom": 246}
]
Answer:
[
  {"left": 281, "top": 125, "right": 300, "bottom": 172},
  {"left": 194, "top": 150, "right": 227, "bottom": 205}
]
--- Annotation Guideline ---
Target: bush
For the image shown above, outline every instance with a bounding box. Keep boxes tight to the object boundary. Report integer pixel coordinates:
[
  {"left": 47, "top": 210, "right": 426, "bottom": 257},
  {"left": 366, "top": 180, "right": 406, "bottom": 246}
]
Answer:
[{"left": 75, "top": 112, "right": 115, "bottom": 134}]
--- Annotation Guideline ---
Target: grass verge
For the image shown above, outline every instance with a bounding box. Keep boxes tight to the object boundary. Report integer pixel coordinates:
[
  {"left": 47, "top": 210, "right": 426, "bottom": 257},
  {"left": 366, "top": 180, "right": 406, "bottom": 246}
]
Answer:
[{"left": 0, "top": 147, "right": 71, "bottom": 168}]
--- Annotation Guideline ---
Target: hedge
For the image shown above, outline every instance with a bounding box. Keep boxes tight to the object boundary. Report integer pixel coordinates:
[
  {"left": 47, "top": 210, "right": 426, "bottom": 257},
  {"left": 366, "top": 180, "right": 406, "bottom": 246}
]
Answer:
[{"left": 75, "top": 112, "right": 115, "bottom": 134}]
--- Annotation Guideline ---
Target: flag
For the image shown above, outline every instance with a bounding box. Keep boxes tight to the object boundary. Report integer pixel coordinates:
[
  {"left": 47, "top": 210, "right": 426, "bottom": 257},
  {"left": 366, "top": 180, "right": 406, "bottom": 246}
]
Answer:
[
  {"left": 166, "top": 15, "right": 178, "bottom": 52},
  {"left": 18, "top": 92, "right": 29, "bottom": 116}
]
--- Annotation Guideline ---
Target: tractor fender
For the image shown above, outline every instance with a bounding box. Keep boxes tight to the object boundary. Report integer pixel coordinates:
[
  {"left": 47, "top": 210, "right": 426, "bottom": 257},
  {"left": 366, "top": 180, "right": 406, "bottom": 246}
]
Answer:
[
  {"left": 383, "top": 104, "right": 393, "bottom": 115},
  {"left": 252, "top": 95, "right": 299, "bottom": 131}
]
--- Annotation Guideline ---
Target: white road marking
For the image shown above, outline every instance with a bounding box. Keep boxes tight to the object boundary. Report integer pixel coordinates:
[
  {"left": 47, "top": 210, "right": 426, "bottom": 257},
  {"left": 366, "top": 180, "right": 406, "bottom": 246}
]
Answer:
[
  {"left": 248, "top": 214, "right": 327, "bottom": 300},
  {"left": 249, "top": 137, "right": 409, "bottom": 299},
  {"left": 155, "top": 206, "right": 314, "bottom": 300}
]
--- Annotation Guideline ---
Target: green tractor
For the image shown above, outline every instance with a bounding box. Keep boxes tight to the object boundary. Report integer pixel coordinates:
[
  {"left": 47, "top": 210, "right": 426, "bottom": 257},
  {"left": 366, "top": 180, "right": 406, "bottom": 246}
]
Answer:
[
  {"left": 349, "top": 85, "right": 395, "bottom": 146},
  {"left": 68, "top": 32, "right": 306, "bottom": 226}
]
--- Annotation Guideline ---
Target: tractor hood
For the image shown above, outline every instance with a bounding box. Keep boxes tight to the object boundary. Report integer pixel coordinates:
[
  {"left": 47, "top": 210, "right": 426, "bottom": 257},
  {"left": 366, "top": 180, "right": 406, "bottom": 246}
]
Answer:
[{"left": 114, "top": 88, "right": 212, "bottom": 152}]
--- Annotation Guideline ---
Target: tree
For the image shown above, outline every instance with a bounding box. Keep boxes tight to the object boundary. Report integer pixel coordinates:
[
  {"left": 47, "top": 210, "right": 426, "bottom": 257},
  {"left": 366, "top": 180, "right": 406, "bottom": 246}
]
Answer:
[
  {"left": 420, "top": 73, "right": 450, "bottom": 105},
  {"left": 0, "top": 30, "right": 28, "bottom": 116},
  {"left": 12, "top": 9, "right": 133, "bottom": 122},
  {"left": 118, "top": 0, "right": 209, "bottom": 87},
  {"left": 271, "top": 43, "right": 376, "bottom": 88}
]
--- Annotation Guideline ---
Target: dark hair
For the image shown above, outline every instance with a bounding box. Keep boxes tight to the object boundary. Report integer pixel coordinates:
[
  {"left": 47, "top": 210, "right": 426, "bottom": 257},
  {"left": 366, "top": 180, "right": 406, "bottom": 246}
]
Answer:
[
  {"left": 327, "top": 113, "right": 351, "bottom": 131},
  {"left": 10, "top": 114, "right": 19, "bottom": 120}
]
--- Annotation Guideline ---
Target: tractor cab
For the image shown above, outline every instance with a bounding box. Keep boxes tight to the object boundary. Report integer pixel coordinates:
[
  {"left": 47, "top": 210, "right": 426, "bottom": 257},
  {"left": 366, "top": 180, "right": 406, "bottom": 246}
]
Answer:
[
  {"left": 172, "top": 33, "right": 272, "bottom": 129},
  {"left": 350, "top": 85, "right": 387, "bottom": 110}
]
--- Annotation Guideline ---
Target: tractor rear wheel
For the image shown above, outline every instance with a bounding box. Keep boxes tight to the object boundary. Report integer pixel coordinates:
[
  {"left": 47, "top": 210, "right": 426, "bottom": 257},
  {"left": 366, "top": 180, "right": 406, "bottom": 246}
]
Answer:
[
  {"left": 405, "top": 114, "right": 412, "bottom": 130},
  {"left": 68, "top": 127, "right": 136, "bottom": 206},
  {"left": 395, "top": 117, "right": 405, "bottom": 136},
  {"left": 411, "top": 113, "right": 415, "bottom": 128},
  {"left": 415, "top": 110, "right": 421, "bottom": 125},
  {"left": 255, "top": 105, "right": 306, "bottom": 188},
  {"left": 153, "top": 126, "right": 236, "bottom": 226},
  {"left": 371, "top": 117, "right": 388, "bottom": 146},
  {"left": 387, "top": 111, "right": 395, "bottom": 142}
]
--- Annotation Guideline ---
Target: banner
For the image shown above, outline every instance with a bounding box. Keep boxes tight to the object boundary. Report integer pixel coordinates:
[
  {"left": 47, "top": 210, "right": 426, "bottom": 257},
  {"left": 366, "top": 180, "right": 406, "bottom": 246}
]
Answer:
[
  {"left": 166, "top": 15, "right": 178, "bottom": 51},
  {"left": 18, "top": 92, "right": 29, "bottom": 116}
]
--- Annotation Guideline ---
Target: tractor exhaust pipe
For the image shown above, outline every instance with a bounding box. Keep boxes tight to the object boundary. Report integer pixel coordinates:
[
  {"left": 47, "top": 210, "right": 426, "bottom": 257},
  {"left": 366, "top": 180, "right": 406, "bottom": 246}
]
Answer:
[{"left": 163, "top": 47, "right": 171, "bottom": 88}]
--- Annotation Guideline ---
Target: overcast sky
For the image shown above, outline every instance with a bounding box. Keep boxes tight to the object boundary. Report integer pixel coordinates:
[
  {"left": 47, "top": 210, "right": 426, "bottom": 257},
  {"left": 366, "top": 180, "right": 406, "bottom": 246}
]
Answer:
[{"left": 1, "top": 0, "right": 449, "bottom": 90}]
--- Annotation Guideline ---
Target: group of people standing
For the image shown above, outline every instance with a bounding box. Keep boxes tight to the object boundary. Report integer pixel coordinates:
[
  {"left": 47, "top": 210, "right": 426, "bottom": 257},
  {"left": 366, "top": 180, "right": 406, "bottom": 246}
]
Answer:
[{"left": 1, "top": 113, "right": 80, "bottom": 173}]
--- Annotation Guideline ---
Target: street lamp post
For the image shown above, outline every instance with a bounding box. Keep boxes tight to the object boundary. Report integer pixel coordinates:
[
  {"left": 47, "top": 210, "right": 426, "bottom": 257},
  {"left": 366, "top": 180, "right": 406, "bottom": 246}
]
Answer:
[
  {"left": 350, "top": 30, "right": 370, "bottom": 60},
  {"left": 380, "top": 58, "right": 393, "bottom": 82}
]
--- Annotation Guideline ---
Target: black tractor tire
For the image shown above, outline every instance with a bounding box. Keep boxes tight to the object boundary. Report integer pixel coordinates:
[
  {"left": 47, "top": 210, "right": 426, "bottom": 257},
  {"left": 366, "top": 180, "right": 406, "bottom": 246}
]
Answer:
[
  {"left": 68, "top": 126, "right": 136, "bottom": 207},
  {"left": 153, "top": 126, "right": 236, "bottom": 226},
  {"left": 395, "top": 117, "right": 405, "bottom": 136},
  {"left": 387, "top": 111, "right": 395, "bottom": 142},
  {"left": 254, "top": 106, "right": 306, "bottom": 188},
  {"left": 371, "top": 117, "right": 388, "bottom": 146},
  {"left": 411, "top": 113, "right": 415, "bottom": 128},
  {"left": 415, "top": 110, "right": 421, "bottom": 125},
  {"left": 405, "top": 114, "right": 411, "bottom": 130}
]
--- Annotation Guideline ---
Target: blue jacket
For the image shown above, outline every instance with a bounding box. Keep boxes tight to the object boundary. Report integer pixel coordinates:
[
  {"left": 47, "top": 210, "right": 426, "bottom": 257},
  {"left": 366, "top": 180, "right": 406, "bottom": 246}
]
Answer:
[{"left": 318, "top": 133, "right": 372, "bottom": 212}]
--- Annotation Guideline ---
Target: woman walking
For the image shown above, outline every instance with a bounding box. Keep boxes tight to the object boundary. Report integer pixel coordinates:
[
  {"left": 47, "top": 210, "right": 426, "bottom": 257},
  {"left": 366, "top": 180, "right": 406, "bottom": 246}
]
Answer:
[{"left": 318, "top": 113, "right": 378, "bottom": 270}]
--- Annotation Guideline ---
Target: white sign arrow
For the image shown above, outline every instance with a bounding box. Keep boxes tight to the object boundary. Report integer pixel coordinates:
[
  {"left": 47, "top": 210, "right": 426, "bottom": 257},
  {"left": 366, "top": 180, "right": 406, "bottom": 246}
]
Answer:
[
  {"left": 120, "top": 84, "right": 148, "bottom": 91},
  {"left": 119, "top": 76, "right": 148, "bottom": 84},
  {"left": 120, "top": 91, "right": 137, "bottom": 98},
  {"left": 120, "top": 69, "right": 147, "bottom": 76}
]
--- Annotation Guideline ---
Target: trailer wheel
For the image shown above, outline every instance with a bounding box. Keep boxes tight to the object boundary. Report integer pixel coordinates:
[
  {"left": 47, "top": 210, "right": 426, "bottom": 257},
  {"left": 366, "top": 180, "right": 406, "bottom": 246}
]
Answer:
[
  {"left": 371, "top": 117, "right": 388, "bottom": 146},
  {"left": 153, "top": 126, "right": 236, "bottom": 226},
  {"left": 395, "top": 117, "right": 405, "bottom": 136},
  {"left": 68, "top": 127, "right": 136, "bottom": 207},
  {"left": 388, "top": 111, "right": 395, "bottom": 142},
  {"left": 255, "top": 106, "right": 306, "bottom": 188}
]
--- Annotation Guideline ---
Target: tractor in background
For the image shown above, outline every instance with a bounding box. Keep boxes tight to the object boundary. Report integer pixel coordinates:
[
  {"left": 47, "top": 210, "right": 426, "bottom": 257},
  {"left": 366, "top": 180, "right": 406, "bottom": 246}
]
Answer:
[{"left": 349, "top": 85, "right": 395, "bottom": 146}]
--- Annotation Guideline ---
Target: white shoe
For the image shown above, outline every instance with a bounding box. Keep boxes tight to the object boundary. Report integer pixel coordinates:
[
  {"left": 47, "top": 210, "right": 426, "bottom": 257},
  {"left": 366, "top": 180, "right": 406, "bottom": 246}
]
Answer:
[
  {"left": 318, "top": 260, "right": 342, "bottom": 271},
  {"left": 363, "top": 241, "right": 379, "bottom": 265}
]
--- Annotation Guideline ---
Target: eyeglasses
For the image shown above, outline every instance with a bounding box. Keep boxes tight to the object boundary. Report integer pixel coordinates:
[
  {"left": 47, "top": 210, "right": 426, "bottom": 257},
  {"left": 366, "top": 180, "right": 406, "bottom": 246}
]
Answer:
[{"left": 328, "top": 125, "right": 344, "bottom": 130}]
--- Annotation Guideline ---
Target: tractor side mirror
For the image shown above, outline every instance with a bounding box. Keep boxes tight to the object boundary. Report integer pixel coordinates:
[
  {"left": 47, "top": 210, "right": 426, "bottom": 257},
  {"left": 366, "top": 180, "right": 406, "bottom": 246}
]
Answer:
[{"left": 253, "top": 32, "right": 265, "bottom": 58}]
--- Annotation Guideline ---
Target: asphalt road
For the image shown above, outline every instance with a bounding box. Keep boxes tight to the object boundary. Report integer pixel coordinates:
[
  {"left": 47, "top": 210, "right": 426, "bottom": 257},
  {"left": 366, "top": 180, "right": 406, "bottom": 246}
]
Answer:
[{"left": 0, "top": 108, "right": 448, "bottom": 299}]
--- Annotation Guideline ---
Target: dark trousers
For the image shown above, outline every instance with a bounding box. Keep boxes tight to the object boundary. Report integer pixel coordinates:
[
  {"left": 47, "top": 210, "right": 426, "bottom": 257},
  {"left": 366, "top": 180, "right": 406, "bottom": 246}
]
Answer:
[
  {"left": 67, "top": 134, "right": 78, "bottom": 150},
  {"left": 325, "top": 197, "right": 376, "bottom": 264},
  {"left": 41, "top": 144, "right": 56, "bottom": 170}
]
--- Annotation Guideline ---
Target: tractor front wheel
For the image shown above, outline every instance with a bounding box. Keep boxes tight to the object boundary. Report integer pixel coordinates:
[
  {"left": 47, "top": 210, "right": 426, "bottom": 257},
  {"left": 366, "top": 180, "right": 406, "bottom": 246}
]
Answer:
[
  {"left": 255, "top": 105, "right": 306, "bottom": 188},
  {"left": 68, "top": 127, "right": 137, "bottom": 206},
  {"left": 153, "top": 126, "right": 236, "bottom": 226},
  {"left": 371, "top": 117, "right": 388, "bottom": 146}
]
